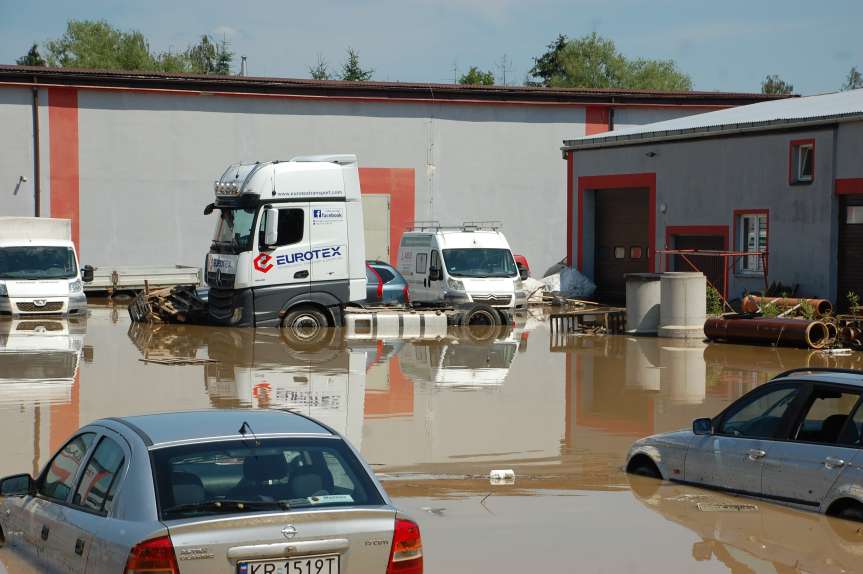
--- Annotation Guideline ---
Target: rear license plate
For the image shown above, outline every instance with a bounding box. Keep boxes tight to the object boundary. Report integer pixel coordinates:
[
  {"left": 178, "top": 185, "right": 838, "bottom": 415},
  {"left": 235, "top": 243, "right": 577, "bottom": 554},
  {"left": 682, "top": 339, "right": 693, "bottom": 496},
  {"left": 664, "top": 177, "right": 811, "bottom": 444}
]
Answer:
[{"left": 238, "top": 555, "right": 340, "bottom": 574}]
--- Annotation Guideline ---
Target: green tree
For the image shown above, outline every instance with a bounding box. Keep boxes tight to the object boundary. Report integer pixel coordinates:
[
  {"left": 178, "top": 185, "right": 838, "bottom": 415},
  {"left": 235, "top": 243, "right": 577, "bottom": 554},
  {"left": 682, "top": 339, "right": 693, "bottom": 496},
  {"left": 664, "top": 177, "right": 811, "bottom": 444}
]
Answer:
[
  {"left": 843, "top": 66, "right": 863, "bottom": 91},
  {"left": 529, "top": 33, "right": 692, "bottom": 91},
  {"left": 761, "top": 74, "right": 794, "bottom": 95},
  {"left": 45, "top": 20, "right": 155, "bottom": 70},
  {"left": 309, "top": 53, "right": 331, "bottom": 80},
  {"left": 339, "top": 47, "right": 373, "bottom": 81},
  {"left": 17, "top": 44, "right": 46, "bottom": 66},
  {"left": 527, "top": 34, "right": 567, "bottom": 87},
  {"left": 459, "top": 66, "right": 495, "bottom": 85},
  {"left": 214, "top": 39, "right": 233, "bottom": 75}
]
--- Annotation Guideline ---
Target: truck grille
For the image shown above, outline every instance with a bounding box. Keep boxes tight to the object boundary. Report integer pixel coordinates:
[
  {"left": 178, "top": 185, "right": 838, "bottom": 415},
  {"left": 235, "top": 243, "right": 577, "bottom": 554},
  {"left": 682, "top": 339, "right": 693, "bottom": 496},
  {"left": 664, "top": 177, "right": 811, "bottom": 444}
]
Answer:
[
  {"left": 472, "top": 295, "right": 512, "bottom": 306},
  {"left": 17, "top": 301, "right": 64, "bottom": 313}
]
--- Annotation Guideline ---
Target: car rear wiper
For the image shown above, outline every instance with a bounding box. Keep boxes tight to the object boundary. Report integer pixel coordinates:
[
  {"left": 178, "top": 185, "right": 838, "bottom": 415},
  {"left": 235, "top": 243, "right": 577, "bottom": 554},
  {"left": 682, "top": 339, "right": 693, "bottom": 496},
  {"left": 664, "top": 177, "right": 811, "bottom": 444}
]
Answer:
[{"left": 163, "top": 499, "right": 290, "bottom": 515}]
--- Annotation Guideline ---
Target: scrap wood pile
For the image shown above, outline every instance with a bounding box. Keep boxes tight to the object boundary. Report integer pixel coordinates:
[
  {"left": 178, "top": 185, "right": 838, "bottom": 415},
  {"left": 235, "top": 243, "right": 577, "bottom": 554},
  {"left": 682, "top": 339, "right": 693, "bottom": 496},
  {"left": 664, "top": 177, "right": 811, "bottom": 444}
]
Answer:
[
  {"left": 705, "top": 294, "right": 863, "bottom": 351},
  {"left": 128, "top": 285, "right": 207, "bottom": 324}
]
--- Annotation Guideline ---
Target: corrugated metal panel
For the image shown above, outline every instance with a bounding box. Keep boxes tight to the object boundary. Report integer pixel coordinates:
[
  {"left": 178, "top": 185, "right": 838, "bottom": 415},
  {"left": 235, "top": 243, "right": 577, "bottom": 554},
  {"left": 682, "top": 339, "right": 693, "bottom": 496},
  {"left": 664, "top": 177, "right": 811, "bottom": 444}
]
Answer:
[{"left": 564, "top": 89, "right": 863, "bottom": 150}]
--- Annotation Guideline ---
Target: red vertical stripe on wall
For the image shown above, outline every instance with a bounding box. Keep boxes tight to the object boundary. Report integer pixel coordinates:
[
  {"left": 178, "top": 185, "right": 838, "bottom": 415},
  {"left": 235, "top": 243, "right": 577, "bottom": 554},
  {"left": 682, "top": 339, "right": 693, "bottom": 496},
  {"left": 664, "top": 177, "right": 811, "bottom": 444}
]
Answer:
[
  {"left": 585, "top": 106, "right": 611, "bottom": 136},
  {"left": 566, "top": 152, "right": 574, "bottom": 267},
  {"left": 48, "top": 88, "right": 80, "bottom": 250},
  {"left": 358, "top": 168, "right": 416, "bottom": 265}
]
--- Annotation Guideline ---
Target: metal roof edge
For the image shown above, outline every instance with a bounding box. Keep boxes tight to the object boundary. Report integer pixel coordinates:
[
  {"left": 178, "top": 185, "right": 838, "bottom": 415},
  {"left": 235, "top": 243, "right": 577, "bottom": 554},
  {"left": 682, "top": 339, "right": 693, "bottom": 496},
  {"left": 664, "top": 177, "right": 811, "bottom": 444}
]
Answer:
[{"left": 562, "top": 112, "right": 863, "bottom": 152}]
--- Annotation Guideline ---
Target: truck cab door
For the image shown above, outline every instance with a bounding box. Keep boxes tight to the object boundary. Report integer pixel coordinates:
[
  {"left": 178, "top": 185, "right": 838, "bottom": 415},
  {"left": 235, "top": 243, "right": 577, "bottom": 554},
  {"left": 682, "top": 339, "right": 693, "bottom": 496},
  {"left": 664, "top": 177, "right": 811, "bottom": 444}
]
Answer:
[
  {"left": 309, "top": 204, "right": 349, "bottom": 293},
  {"left": 252, "top": 205, "right": 311, "bottom": 325}
]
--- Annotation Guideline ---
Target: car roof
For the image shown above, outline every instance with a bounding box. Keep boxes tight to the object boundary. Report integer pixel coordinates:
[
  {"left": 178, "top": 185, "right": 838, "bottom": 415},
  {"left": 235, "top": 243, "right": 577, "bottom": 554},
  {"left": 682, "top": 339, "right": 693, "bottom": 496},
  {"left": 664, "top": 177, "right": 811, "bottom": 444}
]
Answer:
[
  {"left": 771, "top": 368, "right": 863, "bottom": 388},
  {"left": 101, "top": 409, "right": 333, "bottom": 447}
]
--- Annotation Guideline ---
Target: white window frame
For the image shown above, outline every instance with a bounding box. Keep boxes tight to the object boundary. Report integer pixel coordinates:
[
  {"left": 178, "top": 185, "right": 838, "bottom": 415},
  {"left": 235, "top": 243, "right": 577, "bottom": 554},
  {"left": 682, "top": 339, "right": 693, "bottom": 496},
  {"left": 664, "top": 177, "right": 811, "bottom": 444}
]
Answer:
[
  {"left": 796, "top": 143, "right": 814, "bottom": 182},
  {"left": 737, "top": 212, "right": 768, "bottom": 274}
]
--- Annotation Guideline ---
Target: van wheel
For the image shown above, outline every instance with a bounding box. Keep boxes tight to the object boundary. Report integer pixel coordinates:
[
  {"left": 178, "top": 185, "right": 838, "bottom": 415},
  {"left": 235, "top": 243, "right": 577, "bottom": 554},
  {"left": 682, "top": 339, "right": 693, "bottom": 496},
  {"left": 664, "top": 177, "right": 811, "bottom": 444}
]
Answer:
[
  {"left": 282, "top": 307, "right": 330, "bottom": 348},
  {"left": 460, "top": 304, "right": 501, "bottom": 327}
]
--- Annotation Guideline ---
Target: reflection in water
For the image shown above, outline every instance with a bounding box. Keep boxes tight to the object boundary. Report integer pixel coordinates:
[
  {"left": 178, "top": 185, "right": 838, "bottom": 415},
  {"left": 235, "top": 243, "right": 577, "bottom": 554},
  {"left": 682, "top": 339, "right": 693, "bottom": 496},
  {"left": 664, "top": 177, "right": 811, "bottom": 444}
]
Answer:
[
  {"left": 3, "top": 308, "right": 863, "bottom": 573},
  {"left": 631, "top": 477, "right": 863, "bottom": 574}
]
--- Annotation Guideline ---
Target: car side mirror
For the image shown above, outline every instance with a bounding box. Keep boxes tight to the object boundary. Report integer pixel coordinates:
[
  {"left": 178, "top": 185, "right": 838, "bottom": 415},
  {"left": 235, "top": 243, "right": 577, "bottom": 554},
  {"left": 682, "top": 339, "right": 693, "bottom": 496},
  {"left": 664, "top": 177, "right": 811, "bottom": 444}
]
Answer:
[
  {"left": 519, "top": 267, "right": 528, "bottom": 281},
  {"left": 0, "top": 473, "right": 35, "bottom": 497},
  {"left": 203, "top": 203, "right": 215, "bottom": 215},
  {"left": 263, "top": 208, "right": 278, "bottom": 247},
  {"left": 692, "top": 418, "right": 713, "bottom": 435},
  {"left": 429, "top": 268, "right": 441, "bottom": 281},
  {"left": 81, "top": 265, "right": 94, "bottom": 283}
]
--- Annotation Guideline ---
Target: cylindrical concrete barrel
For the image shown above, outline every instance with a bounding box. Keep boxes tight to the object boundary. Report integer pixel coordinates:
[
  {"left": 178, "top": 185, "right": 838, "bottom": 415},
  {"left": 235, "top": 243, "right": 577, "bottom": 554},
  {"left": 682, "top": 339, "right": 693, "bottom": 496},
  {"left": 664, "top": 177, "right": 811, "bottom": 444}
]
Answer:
[
  {"left": 625, "top": 273, "right": 662, "bottom": 335},
  {"left": 659, "top": 272, "right": 707, "bottom": 339}
]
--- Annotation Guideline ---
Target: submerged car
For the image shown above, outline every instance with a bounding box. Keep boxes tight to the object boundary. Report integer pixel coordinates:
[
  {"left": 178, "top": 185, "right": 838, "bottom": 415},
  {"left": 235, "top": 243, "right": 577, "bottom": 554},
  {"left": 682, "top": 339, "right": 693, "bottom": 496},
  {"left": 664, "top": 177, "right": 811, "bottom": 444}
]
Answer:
[
  {"left": 0, "top": 409, "right": 423, "bottom": 573},
  {"left": 625, "top": 368, "right": 863, "bottom": 522},
  {"left": 365, "top": 261, "right": 409, "bottom": 306}
]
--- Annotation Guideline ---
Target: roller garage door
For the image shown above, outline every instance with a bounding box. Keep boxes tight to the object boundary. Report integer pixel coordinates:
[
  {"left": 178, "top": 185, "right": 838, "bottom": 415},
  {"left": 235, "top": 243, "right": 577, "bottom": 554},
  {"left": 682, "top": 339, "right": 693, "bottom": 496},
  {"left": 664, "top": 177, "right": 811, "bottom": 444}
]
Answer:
[
  {"left": 838, "top": 195, "right": 863, "bottom": 310},
  {"left": 594, "top": 188, "right": 650, "bottom": 303},
  {"left": 670, "top": 234, "right": 726, "bottom": 294}
]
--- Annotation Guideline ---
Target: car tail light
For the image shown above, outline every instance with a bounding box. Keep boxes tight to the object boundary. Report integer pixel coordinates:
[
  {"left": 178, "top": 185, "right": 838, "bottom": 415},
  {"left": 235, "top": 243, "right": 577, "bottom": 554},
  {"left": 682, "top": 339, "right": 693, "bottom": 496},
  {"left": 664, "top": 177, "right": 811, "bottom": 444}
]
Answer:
[
  {"left": 125, "top": 535, "right": 179, "bottom": 574},
  {"left": 387, "top": 517, "right": 423, "bottom": 573},
  {"left": 403, "top": 285, "right": 410, "bottom": 304}
]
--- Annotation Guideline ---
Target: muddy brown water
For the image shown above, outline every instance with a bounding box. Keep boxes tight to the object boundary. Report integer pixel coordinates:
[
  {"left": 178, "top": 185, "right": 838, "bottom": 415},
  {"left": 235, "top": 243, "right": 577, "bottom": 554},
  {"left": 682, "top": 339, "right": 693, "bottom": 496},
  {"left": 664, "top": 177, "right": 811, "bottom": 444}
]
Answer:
[{"left": 2, "top": 307, "right": 863, "bottom": 573}]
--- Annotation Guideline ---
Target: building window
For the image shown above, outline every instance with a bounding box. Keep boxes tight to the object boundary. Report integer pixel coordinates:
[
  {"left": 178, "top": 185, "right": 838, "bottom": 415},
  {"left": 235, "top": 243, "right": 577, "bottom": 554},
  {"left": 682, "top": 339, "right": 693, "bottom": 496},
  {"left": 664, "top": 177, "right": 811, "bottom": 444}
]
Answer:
[
  {"left": 737, "top": 212, "right": 768, "bottom": 273},
  {"left": 789, "top": 140, "right": 815, "bottom": 184},
  {"left": 848, "top": 206, "right": 863, "bottom": 224}
]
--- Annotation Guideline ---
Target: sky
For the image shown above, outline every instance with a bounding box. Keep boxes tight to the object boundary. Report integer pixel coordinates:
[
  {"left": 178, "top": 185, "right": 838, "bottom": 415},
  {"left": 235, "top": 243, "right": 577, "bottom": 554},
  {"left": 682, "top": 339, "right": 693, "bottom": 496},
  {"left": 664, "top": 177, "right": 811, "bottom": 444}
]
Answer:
[{"left": 1, "top": 0, "right": 861, "bottom": 95}]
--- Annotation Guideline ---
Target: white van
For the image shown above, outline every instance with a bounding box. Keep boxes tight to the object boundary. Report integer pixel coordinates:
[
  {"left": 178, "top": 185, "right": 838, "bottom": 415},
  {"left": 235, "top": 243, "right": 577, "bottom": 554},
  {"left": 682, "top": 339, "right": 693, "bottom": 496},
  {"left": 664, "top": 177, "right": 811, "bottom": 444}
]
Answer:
[
  {"left": 397, "top": 224, "right": 527, "bottom": 309},
  {"left": 0, "top": 218, "right": 92, "bottom": 316}
]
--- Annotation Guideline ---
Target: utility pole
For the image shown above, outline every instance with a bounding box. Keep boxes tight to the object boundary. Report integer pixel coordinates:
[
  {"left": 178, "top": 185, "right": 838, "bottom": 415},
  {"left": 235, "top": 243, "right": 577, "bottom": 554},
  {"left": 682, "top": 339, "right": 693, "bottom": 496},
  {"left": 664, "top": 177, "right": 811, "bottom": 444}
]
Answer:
[
  {"left": 451, "top": 60, "right": 458, "bottom": 84},
  {"left": 497, "top": 54, "right": 512, "bottom": 86}
]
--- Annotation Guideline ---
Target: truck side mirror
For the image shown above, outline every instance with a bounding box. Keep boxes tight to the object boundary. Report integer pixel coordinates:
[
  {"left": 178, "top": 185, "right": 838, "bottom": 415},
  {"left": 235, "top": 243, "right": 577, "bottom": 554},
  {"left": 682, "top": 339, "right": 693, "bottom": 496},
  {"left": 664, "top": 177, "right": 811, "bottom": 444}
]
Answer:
[
  {"left": 263, "top": 208, "right": 279, "bottom": 247},
  {"left": 429, "top": 268, "right": 441, "bottom": 281},
  {"left": 203, "top": 203, "right": 215, "bottom": 215},
  {"left": 81, "top": 265, "right": 94, "bottom": 283},
  {"left": 0, "top": 473, "right": 35, "bottom": 497},
  {"left": 519, "top": 266, "right": 528, "bottom": 281}
]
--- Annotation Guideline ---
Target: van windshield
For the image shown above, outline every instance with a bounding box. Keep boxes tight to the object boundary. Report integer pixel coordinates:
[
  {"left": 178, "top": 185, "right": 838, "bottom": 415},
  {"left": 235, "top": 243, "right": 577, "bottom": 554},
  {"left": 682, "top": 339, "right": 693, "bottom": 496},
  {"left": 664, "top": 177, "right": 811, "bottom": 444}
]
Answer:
[
  {"left": 212, "top": 208, "right": 256, "bottom": 253},
  {"left": 442, "top": 248, "right": 517, "bottom": 278},
  {"left": 0, "top": 247, "right": 78, "bottom": 280}
]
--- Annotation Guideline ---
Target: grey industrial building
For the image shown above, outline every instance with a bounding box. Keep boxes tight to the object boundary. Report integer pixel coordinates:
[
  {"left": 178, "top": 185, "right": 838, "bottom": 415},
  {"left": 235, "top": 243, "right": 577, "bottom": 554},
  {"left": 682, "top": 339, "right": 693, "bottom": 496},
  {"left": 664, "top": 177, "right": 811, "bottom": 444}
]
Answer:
[
  {"left": 0, "top": 65, "right": 774, "bottom": 275},
  {"left": 563, "top": 89, "right": 863, "bottom": 306}
]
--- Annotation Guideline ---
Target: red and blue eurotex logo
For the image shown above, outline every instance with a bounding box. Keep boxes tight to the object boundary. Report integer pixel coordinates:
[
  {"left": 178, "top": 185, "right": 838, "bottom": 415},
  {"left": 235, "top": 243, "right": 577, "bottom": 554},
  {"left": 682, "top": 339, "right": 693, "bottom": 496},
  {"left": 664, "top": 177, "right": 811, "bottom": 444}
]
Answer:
[{"left": 254, "top": 247, "right": 343, "bottom": 273}]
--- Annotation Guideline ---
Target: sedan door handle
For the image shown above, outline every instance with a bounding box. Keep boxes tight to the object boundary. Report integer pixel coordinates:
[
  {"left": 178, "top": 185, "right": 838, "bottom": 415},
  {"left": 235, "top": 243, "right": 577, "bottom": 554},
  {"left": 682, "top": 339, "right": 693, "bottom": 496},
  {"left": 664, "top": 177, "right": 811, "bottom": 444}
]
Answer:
[
  {"left": 40, "top": 525, "right": 49, "bottom": 540},
  {"left": 75, "top": 538, "right": 85, "bottom": 556},
  {"left": 294, "top": 270, "right": 309, "bottom": 279},
  {"left": 747, "top": 449, "right": 767, "bottom": 460},
  {"left": 825, "top": 456, "right": 847, "bottom": 469}
]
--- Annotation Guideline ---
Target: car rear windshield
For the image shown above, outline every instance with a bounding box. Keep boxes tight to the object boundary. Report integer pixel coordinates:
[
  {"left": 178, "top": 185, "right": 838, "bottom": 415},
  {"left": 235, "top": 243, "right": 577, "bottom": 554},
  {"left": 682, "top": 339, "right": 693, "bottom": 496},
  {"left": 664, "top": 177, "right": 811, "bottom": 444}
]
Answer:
[{"left": 151, "top": 438, "right": 384, "bottom": 521}]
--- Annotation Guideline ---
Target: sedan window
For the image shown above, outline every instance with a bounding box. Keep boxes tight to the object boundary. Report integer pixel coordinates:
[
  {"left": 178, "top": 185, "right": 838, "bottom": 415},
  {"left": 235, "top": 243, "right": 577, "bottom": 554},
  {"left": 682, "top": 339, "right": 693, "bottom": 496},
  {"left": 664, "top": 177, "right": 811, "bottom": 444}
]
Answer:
[
  {"left": 718, "top": 386, "right": 800, "bottom": 439},
  {"left": 374, "top": 266, "right": 396, "bottom": 283},
  {"left": 151, "top": 438, "right": 385, "bottom": 521},
  {"left": 39, "top": 433, "right": 97, "bottom": 502},
  {"left": 73, "top": 437, "right": 126, "bottom": 513},
  {"left": 794, "top": 389, "right": 861, "bottom": 445}
]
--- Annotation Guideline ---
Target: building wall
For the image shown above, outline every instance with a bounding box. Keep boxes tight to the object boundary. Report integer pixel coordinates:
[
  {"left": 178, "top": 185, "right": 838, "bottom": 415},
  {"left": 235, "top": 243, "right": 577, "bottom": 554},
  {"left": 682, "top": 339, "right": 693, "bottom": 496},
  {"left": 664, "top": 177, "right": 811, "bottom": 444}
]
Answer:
[
  {"left": 837, "top": 122, "right": 863, "bottom": 180},
  {"left": 570, "top": 127, "right": 839, "bottom": 299},
  {"left": 613, "top": 107, "right": 705, "bottom": 130},
  {"left": 0, "top": 84, "right": 730, "bottom": 277}
]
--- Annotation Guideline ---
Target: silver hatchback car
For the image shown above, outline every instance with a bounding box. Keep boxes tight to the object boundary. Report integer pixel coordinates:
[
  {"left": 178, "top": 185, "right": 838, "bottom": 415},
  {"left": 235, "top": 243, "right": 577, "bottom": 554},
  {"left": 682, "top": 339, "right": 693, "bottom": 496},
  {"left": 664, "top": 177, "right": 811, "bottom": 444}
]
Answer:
[
  {"left": 626, "top": 368, "right": 863, "bottom": 522},
  {"left": 0, "top": 410, "right": 423, "bottom": 574}
]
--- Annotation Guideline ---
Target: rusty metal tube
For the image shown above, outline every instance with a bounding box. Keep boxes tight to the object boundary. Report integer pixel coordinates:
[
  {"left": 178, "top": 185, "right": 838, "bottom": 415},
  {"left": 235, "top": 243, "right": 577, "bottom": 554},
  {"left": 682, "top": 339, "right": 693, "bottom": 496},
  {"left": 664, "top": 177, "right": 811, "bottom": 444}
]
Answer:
[
  {"left": 704, "top": 317, "right": 830, "bottom": 349},
  {"left": 741, "top": 295, "right": 833, "bottom": 317}
]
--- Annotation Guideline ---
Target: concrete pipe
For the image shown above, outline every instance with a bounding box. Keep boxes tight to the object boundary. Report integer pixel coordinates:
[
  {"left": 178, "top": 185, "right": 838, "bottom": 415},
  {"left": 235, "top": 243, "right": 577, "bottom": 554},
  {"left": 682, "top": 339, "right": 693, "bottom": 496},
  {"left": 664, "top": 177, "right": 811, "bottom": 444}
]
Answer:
[
  {"left": 625, "top": 273, "right": 661, "bottom": 335},
  {"left": 659, "top": 272, "right": 707, "bottom": 339},
  {"left": 741, "top": 295, "right": 833, "bottom": 317},
  {"left": 704, "top": 317, "right": 830, "bottom": 349}
]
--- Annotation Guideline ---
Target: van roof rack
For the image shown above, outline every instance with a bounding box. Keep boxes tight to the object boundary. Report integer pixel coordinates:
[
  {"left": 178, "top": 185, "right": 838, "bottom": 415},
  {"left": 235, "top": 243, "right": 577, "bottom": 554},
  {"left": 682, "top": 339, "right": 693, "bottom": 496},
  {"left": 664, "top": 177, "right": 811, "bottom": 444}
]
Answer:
[
  {"left": 407, "top": 220, "right": 503, "bottom": 232},
  {"left": 772, "top": 367, "right": 863, "bottom": 380}
]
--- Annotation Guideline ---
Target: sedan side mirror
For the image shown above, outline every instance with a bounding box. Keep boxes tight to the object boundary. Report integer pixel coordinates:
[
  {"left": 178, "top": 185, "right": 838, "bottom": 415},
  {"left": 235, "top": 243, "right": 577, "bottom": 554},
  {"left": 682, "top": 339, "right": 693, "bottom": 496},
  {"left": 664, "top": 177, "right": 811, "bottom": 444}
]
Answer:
[
  {"left": 692, "top": 418, "right": 713, "bottom": 435},
  {"left": 0, "top": 473, "right": 35, "bottom": 497},
  {"left": 81, "top": 265, "right": 94, "bottom": 283}
]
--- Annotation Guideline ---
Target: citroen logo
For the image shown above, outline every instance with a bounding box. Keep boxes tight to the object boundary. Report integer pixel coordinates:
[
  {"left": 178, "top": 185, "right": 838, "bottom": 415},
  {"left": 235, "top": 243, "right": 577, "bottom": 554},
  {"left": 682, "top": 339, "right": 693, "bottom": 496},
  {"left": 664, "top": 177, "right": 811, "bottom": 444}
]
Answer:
[{"left": 281, "top": 525, "right": 297, "bottom": 540}]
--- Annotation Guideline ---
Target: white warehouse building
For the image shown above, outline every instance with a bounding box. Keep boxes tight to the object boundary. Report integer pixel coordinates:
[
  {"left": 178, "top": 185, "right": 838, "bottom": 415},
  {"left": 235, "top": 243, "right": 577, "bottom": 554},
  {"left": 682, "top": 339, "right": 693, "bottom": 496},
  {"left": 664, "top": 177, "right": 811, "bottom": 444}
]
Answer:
[{"left": 0, "top": 66, "right": 777, "bottom": 275}]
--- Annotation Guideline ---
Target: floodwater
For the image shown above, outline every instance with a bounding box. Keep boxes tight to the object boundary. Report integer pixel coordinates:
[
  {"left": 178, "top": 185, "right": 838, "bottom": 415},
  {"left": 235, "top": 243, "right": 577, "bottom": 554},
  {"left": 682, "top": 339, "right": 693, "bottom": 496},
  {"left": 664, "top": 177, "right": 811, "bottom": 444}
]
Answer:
[{"left": 2, "top": 305, "right": 863, "bottom": 573}]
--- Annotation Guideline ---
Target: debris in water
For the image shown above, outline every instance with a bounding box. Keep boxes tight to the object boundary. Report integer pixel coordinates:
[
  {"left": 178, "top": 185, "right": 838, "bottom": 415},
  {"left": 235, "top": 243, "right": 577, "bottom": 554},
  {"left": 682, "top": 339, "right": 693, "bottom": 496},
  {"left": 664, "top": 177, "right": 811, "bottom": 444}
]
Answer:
[
  {"left": 138, "top": 357, "right": 217, "bottom": 366},
  {"left": 490, "top": 469, "right": 515, "bottom": 485},
  {"left": 696, "top": 502, "right": 758, "bottom": 512}
]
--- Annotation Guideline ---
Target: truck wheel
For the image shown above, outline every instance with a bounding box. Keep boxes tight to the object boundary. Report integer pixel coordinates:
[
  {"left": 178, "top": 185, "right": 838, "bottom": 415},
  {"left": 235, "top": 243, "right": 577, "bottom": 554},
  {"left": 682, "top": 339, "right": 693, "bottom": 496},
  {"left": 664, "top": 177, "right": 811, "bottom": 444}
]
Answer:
[
  {"left": 282, "top": 307, "right": 330, "bottom": 348},
  {"left": 459, "top": 304, "right": 501, "bottom": 327}
]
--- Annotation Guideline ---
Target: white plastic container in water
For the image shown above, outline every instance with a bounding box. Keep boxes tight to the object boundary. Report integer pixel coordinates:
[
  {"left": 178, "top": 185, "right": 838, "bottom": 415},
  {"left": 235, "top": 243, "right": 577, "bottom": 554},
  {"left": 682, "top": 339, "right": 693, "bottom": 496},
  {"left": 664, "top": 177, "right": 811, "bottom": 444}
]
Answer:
[
  {"left": 625, "top": 273, "right": 661, "bottom": 335},
  {"left": 658, "top": 272, "right": 706, "bottom": 339}
]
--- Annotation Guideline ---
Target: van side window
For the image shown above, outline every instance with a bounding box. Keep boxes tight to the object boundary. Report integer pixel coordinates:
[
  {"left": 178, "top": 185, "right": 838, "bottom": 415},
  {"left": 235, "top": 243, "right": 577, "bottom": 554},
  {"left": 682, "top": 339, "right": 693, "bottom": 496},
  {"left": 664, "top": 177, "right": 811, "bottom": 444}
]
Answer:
[
  {"left": 430, "top": 251, "right": 440, "bottom": 273},
  {"left": 276, "top": 209, "right": 304, "bottom": 246},
  {"left": 416, "top": 253, "right": 428, "bottom": 274}
]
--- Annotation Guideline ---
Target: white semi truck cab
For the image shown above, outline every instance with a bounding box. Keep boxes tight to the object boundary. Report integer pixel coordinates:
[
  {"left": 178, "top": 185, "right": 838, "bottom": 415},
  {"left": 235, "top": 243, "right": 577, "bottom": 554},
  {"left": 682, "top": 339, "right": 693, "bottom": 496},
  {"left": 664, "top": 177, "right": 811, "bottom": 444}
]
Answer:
[
  {"left": 204, "top": 155, "right": 366, "bottom": 329},
  {"left": 0, "top": 217, "right": 92, "bottom": 317}
]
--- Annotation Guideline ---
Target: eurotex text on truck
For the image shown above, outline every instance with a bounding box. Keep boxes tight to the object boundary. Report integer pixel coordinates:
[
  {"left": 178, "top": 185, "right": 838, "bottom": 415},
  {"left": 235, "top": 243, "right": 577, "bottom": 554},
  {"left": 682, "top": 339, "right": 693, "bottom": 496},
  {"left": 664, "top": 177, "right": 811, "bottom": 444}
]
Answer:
[
  {"left": 0, "top": 217, "right": 93, "bottom": 317},
  {"left": 204, "top": 155, "right": 366, "bottom": 329}
]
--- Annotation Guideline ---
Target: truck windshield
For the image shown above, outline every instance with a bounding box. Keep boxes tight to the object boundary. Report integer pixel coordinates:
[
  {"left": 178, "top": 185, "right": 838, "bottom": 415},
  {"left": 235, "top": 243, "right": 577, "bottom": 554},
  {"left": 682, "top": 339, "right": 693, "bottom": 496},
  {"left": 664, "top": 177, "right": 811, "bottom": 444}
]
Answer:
[
  {"left": 442, "top": 248, "right": 517, "bottom": 278},
  {"left": 212, "top": 208, "right": 256, "bottom": 253},
  {"left": 0, "top": 247, "right": 78, "bottom": 280}
]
